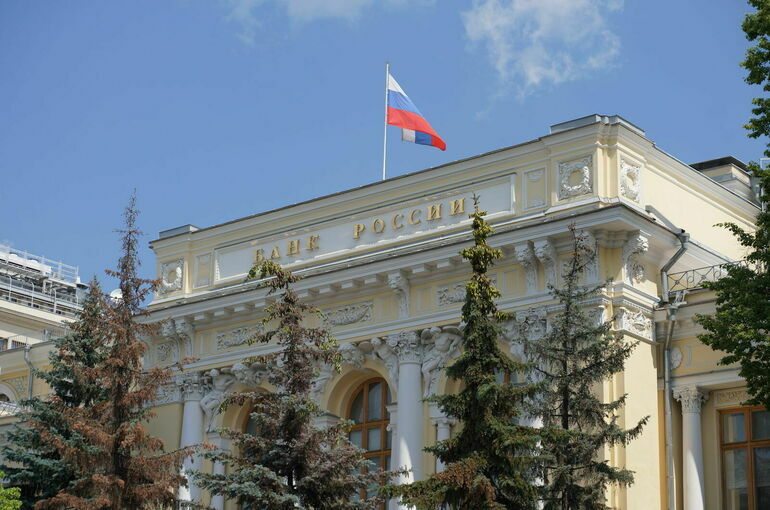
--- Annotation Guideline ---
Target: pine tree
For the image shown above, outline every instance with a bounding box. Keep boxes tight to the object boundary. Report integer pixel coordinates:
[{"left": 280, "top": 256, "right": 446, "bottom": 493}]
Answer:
[
  {"left": 524, "top": 226, "right": 647, "bottom": 510},
  {"left": 1, "top": 279, "right": 108, "bottom": 508},
  {"left": 194, "top": 260, "right": 399, "bottom": 509},
  {"left": 389, "top": 197, "right": 541, "bottom": 510},
  {"left": 696, "top": 0, "right": 770, "bottom": 411},
  {"left": 0, "top": 472, "right": 21, "bottom": 510},
  {"left": 34, "top": 193, "right": 195, "bottom": 509}
]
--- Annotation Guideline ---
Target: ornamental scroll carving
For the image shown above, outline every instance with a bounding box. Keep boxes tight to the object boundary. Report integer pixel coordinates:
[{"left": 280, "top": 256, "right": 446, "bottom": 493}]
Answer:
[
  {"left": 514, "top": 307, "right": 548, "bottom": 342},
  {"left": 558, "top": 155, "right": 593, "bottom": 199},
  {"left": 622, "top": 232, "right": 649, "bottom": 284},
  {"left": 620, "top": 159, "right": 641, "bottom": 202},
  {"left": 323, "top": 301, "right": 373, "bottom": 326},
  {"left": 533, "top": 239, "right": 557, "bottom": 288},
  {"left": 514, "top": 242, "right": 538, "bottom": 294},
  {"left": 159, "top": 259, "right": 184, "bottom": 295},
  {"left": 388, "top": 273, "right": 410, "bottom": 319},
  {"left": 615, "top": 307, "right": 653, "bottom": 341}
]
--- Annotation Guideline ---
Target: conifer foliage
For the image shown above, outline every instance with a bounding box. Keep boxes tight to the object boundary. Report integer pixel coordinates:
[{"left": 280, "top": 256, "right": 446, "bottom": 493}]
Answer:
[
  {"left": 0, "top": 472, "right": 21, "bottom": 510},
  {"left": 697, "top": 0, "right": 770, "bottom": 411},
  {"left": 524, "top": 226, "right": 647, "bottom": 510},
  {"left": 32, "top": 194, "right": 195, "bottom": 509},
  {"left": 194, "top": 260, "right": 397, "bottom": 509},
  {"left": 1, "top": 278, "right": 108, "bottom": 508},
  {"left": 391, "top": 197, "right": 541, "bottom": 510}
]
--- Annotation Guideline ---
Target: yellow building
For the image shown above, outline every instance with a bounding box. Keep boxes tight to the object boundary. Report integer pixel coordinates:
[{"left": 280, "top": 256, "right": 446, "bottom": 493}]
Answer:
[{"left": 0, "top": 114, "right": 765, "bottom": 510}]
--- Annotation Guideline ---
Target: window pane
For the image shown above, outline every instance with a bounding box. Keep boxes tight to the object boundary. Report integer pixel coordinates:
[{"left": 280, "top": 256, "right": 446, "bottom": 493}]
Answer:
[
  {"left": 367, "top": 426, "right": 382, "bottom": 451},
  {"left": 723, "top": 448, "right": 749, "bottom": 510},
  {"left": 350, "top": 429, "right": 362, "bottom": 448},
  {"left": 723, "top": 413, "right": 746, "bottom": 443},
  {"left": 752, "top": 410, "right": 770, "bottom": 440},
  {"left": 350, "top": 392, "right": 364, "bottom": 424},
  {"left": 755, "top": 446, "right": 770, "bottom": 510},
  {"left": 368, "top": 382, "right": 382, "bottom": 421}
]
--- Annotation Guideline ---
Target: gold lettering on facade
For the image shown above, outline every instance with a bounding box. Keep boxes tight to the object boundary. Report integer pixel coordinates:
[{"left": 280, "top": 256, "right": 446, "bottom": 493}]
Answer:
[
  {"left": 450, "top": 198, "right": 465, "bottom": 216},
  {"left": 392, "top": 213, "right": 404, "bottom": 230},
  {"left": 427, "top": 203, "right": 442, "bottom": 221},
  {"left": 408, "top": 209, "right": 422, "bottom": 225},
  {"left": 307, "top": 235, "right": 320, "bottom": 251},
  {"left": 372, "top": 218, "right": 385, "bottom": 234},
  {"left": 270, "top": 246, "right": 281, "bottom": 259},
  {"left": 254, "top": 249, "right": 265, "bottom": 263},
  {"left": 353, "top": 224, "right": 366, "bottom": 239},
  {"left": 287, "top": 239, "right": 300, "bottom": 255}
]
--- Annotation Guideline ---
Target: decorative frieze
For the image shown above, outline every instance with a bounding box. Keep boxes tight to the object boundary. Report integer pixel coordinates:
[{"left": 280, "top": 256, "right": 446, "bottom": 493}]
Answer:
[
  {"left": 153, "top": 380, "right": 182, "bottom": 405},
  {"left": 420, "top": 326, "right": 462, "bottom": 398},
  {"left": 713, "top": 388, "right": 750, "bottom": 406},
  {"left": 156, "top": 341, "right": 177, "bottom": 363},
  {"left": 159, "top": 259, "right": 184, "bottom": 295},
  {"left": 323, "top": 301, "right": 373, "bottom": 327},
  {"left": 514, "top": 242, "right": 538, "bottom": 294},
  {"left": 231, "top": 361, "right": 270, "bottom": 388},
  {"left": 215, "top": 325, "right": 260, "bottom": 350},
  {"left": 673, "top": 386, "right": 708, "bottom": 414},
  {"left": 437, "top": 282, "right": 466, "bottom": 306},
  {"left": 558, "top": 155, "right": 593, "bottom": 199},
  {"left": 515, "top": 307, "right": 548, "bottom": 342},
  {"left": 622, "top": 232, "right": 649, "bottom": 284},
  {"left": 620, "top": 159, "right": 641, "bottom": 202}
]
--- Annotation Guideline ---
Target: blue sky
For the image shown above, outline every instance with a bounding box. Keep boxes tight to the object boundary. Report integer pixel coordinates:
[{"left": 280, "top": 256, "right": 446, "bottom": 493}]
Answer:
[{"left": 1, "top": 0, "right": 765, "bottom": 287}]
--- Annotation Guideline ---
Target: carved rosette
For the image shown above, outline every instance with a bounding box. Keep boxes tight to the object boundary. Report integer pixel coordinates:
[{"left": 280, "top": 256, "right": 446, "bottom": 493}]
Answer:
[
  {"left": 622, "top": 232, "right": 649, "bottom": 284},
  {"left": 620, "top": 159, "right": 641, "bottom": 202},
  {"left": 533, "top": 239, "right": 557, "bottom": 287},
  {"left": 615, "top": 307, "right": 653, "bottom": 341},
  {"left": 159, "top": 259, "right": 184, "bottom": 295},
  {"left": 558, "top": 155, "right": 593, "bottom": 199},
  {"left": 323, "top": 301, "right": 373, "bottom": 326},
  {"left": 514, "top": 242, "right": 538, "bottom": 294},
  {"left": 673, "top": 386, "right": 708, "bottom": 414}
]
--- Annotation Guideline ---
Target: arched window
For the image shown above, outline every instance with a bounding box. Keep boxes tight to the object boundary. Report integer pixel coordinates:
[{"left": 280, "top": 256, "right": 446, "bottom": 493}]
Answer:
[
  {"left": 0, "top": 394, "right": 9, "bottom": 402},
  {"left": 348, "top": 378, "right": 392, "bottom": 501}
]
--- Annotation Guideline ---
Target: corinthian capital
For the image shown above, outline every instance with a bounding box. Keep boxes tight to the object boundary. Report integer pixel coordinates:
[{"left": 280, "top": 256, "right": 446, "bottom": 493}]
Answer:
[
  {"left": 673, "top": 386, "right": 708, "bottom": 414},
  {"left": 176, "top": 371, "right": 206, "bottom": 401},
  {"left": 387, "top": 330, "right": 421, "bottom": 364}
]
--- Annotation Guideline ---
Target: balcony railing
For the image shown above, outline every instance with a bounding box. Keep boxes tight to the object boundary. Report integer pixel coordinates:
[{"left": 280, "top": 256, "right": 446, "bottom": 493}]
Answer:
[{"left": 667, "top": 260, "right": 754, "bottom": 293}]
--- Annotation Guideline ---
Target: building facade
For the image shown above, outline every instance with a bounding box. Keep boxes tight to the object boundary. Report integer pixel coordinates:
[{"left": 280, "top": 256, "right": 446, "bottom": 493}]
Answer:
[{"left": 0, "top": 114, "right": 764, "bottom": 510}]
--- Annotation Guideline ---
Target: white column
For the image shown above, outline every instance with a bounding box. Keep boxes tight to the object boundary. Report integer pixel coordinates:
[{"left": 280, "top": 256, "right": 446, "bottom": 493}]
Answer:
[
  {"left": 432, "top": 415, "right": 453, "bottom": 473},
  {"left": 389, "top": 331, "right": 423, "bottom": 485},
  {"left": 207, "top": 431, "right": 229, "bottom": 510},
  {"left": 177, "top": 372, "right": 205, "bottom": 503},
  {"left": 386, "top": 403, "right": 399, "bottom": 510},
  {"left": 673, "top": 386, "right": 708, "bottom": 510}
]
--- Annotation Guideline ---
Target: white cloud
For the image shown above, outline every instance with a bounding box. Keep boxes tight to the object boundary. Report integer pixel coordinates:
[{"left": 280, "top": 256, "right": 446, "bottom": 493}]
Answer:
[
  {"left": 222, "top": 0, "right": 427, "bottom": 45},
  {"left": 462, "top": 0, "right": 623, "bottom": 95}
]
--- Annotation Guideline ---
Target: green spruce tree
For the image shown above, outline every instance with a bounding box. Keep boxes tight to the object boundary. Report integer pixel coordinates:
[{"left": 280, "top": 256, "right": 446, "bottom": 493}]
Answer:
[
  {"left": 389, "top": 197, "right": 541, "bottom": 510},
  {"left": 194, "top": 260, "right": 398, "bottom": 509},
  {"left": 696, "top": 0, "right": 770, "bottom": 411},
  {"left": 523, "top": 226, "right": 647, "bottom": 510},
  {"left": 1, "top": 279, "right": 108, "bottom": 508}
]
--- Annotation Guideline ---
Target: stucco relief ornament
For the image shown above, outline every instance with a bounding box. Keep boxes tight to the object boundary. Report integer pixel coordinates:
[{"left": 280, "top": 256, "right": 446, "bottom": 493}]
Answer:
[
  {"left": 216, "top": 325, "right": 261, "bottom": 350},
  {"left": 310, "top": 342, "right": 367, "bottom": 404},
  {"left": 371, "top": 336, "right": 399, "bottom": 385},
  {"left": 388, "top": 330, "right": 422, "bottom": 364},
  {"left": 620, "top": 159, "right": 641, "bottom": 202},
  {"left": 420, "top": 326, "right": 462, "bottom": 398},
  {"left": 669, "top": 346, "right": 683, "bottom": 370},
  {"left": 515, "top": 307, "right": 548, "bottom": 342},
  {"left": 388, "top": 274, "right": 410, "bottom": 319},
  {"left": 200, "top": 368, "right": 236, "bottom": 432},
  {"left": 616, "top": 307, "right": 653, "bottom": 341},
  {"left": 231, "top": 361, "right": 270, "bottom": 388},
  {"left": 437, "top": 283, "right": 466, "bottom": 306},
  {"left": 622, "top": 232, "right": 649, "bottom": 284},
  {"left": 161, "top": 317, "right": 194, "bottom": 359},
  {"left": 159, "top": 259, "right": 184, "bottom": 295},
  {"left": 323, "top": 301, "right": 373, "bottom": 326},
  {"left": 175, "top": 371, "right": 206, "bottom": 401},
  {"left": 533, "top": 239, "right": 557, "bottom": 288},
  {"left": 156, "top": 341, "right": 176, "bottom": 363},
  {"left": 558, "top": 155, "right": 593, "bottom": 199},
  {"left": 514, "top": 242, "right": 538, "bottom": 294}
]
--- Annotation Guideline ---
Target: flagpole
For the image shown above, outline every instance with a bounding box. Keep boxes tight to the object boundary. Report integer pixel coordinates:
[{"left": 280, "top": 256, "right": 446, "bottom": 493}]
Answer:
[{"left": 382, "top": 62, "right": 389, "bottom": 181}]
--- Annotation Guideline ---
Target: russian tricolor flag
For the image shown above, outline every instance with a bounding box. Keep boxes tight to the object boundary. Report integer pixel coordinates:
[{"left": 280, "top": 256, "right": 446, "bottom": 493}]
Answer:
[{"left": 387, "top": 73, "right": 446, "bottom": 151}]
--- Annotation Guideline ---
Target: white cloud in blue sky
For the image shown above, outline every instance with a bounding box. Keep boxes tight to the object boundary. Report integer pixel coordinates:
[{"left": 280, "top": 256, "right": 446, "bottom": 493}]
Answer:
[{"left": 462, "top": 0, "right": 624, "bottom": 95}]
